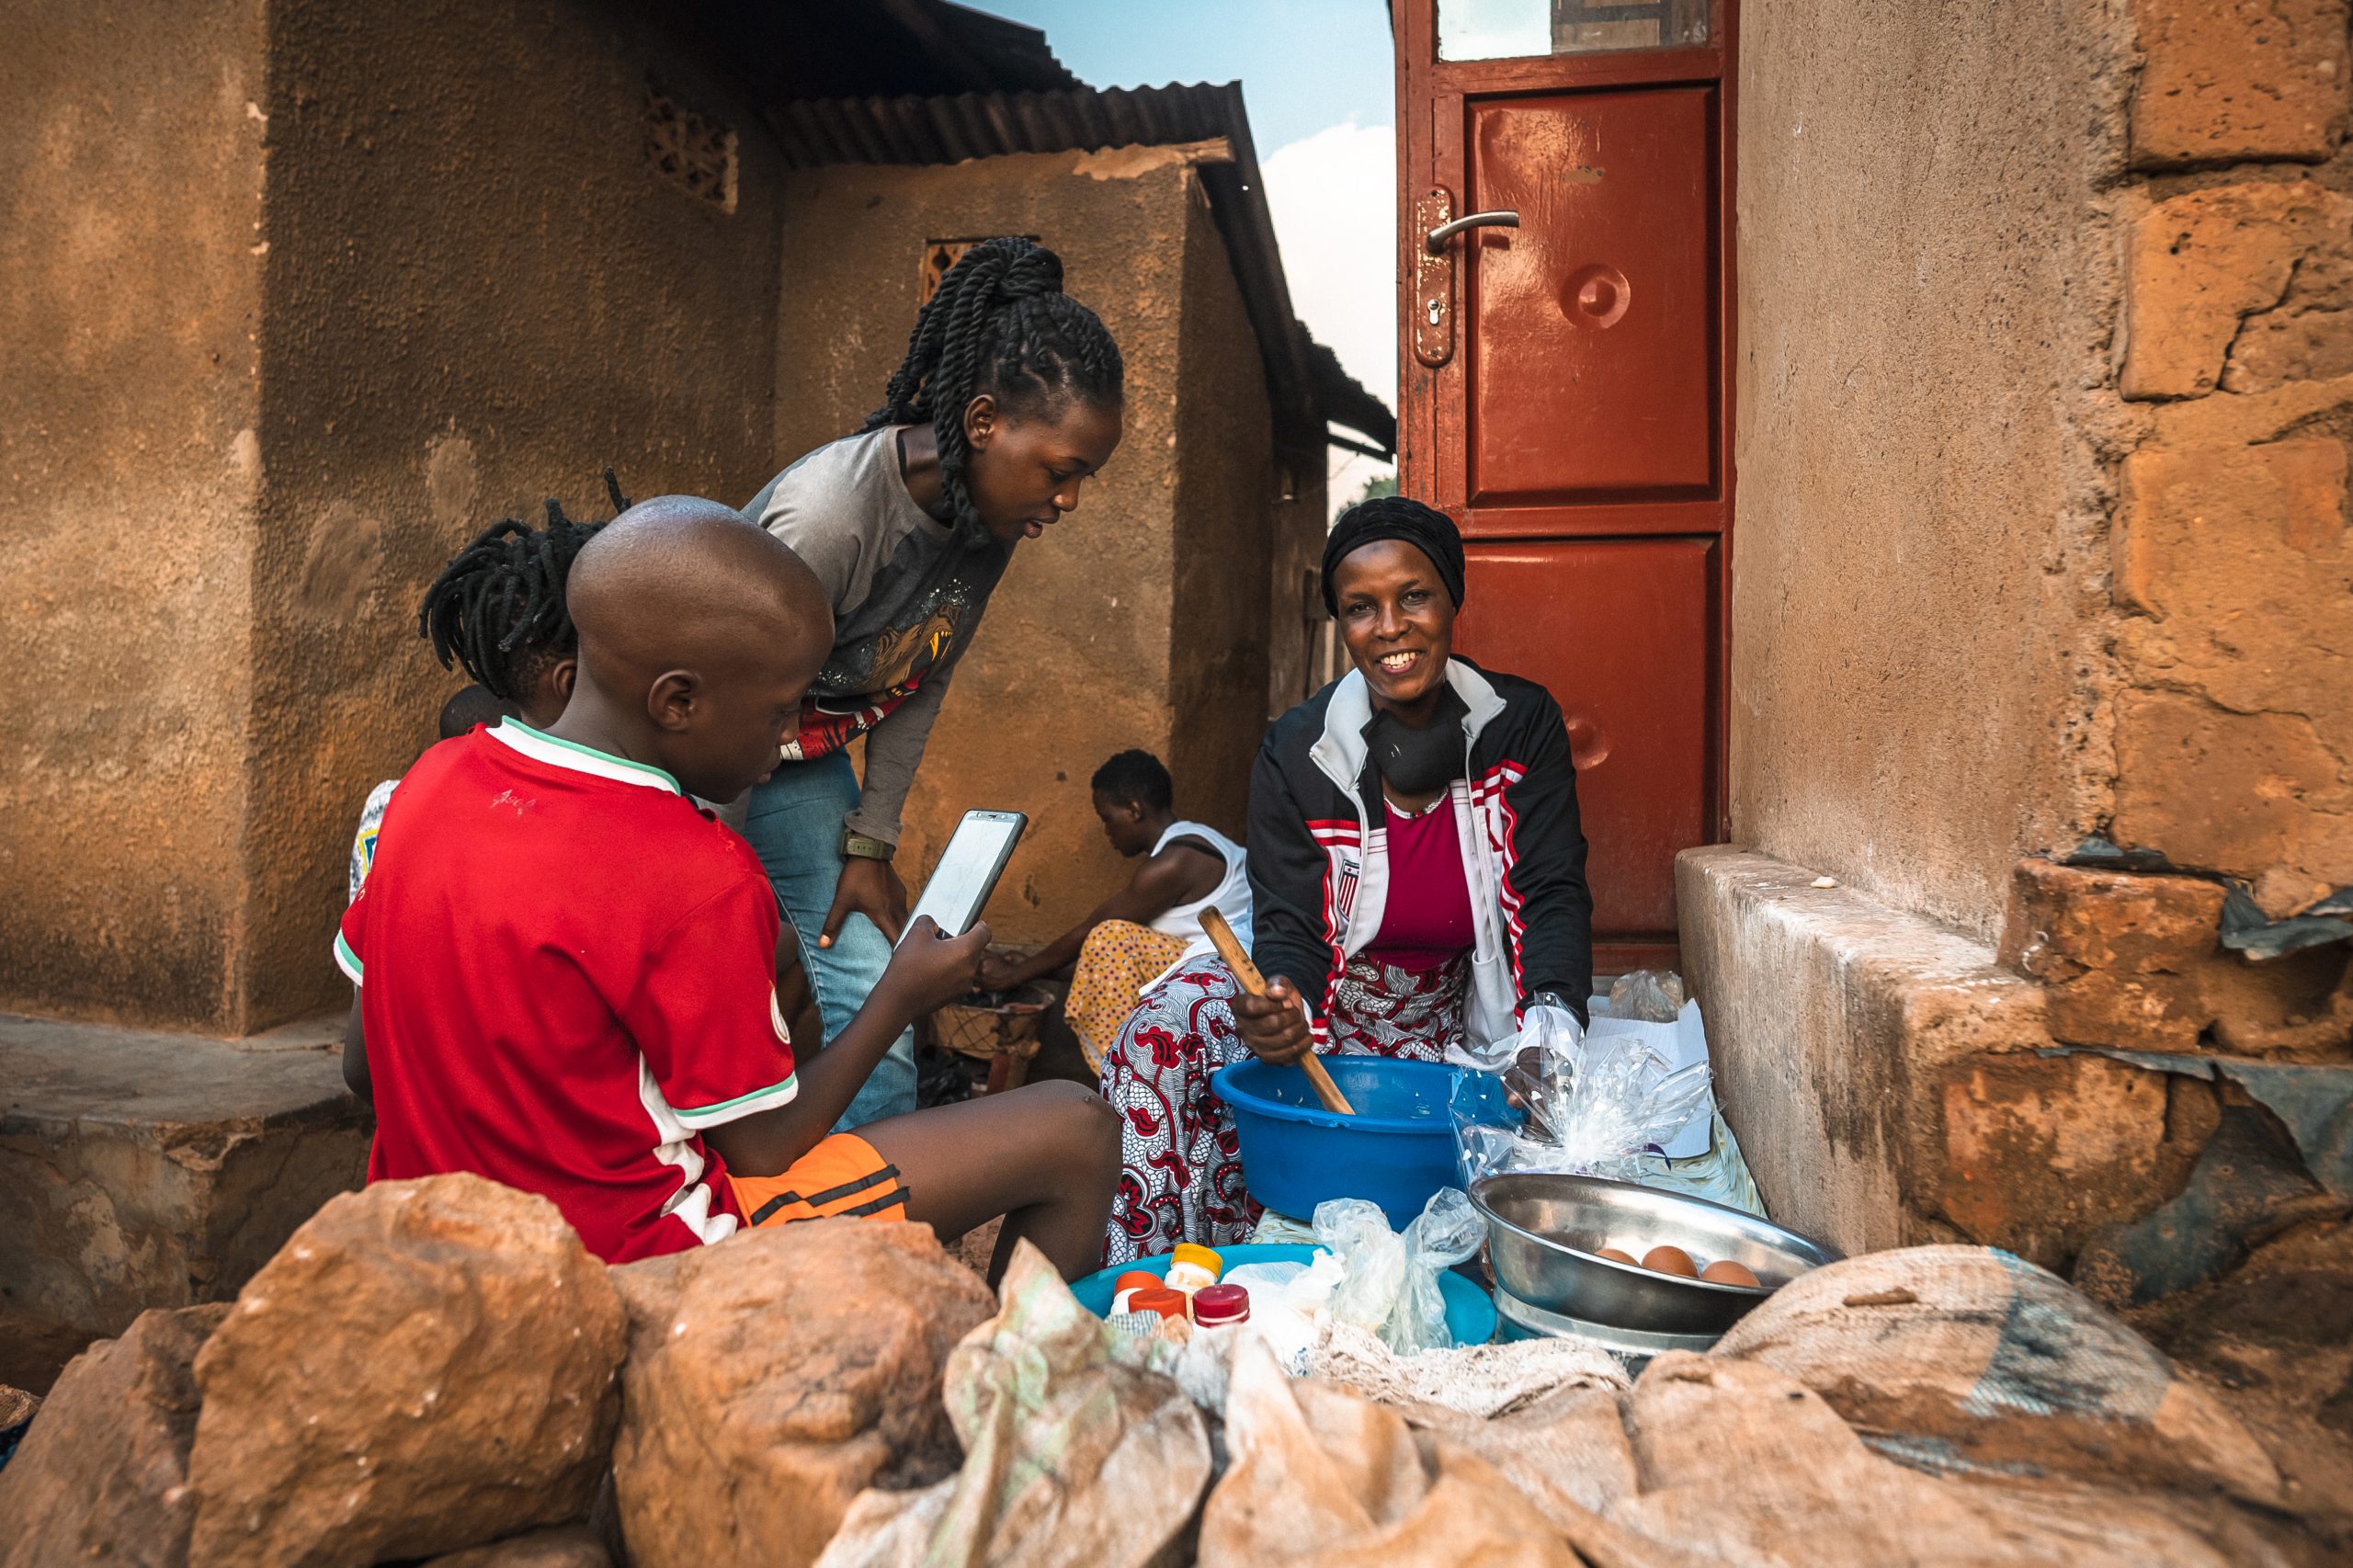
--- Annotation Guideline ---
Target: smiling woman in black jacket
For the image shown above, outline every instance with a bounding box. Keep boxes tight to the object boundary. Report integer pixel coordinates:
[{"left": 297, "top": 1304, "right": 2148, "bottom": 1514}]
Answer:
[{"left": 1098, "top": 496, "right": 1595, "bottom": 1264}]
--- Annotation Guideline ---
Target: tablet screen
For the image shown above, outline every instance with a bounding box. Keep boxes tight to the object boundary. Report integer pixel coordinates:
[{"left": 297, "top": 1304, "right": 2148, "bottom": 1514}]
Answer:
[{"left": 902, "top": 810, "right": 1025, "bottom": 940}]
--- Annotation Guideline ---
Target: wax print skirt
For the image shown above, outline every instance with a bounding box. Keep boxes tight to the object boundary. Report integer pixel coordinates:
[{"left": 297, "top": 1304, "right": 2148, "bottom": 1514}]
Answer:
[
  {"left": 1097, "top": 949, "right": 1469, "bottom": 1267},
  {"left": 1063, "top": 919, "right": 1192, "bottom": 1077}
]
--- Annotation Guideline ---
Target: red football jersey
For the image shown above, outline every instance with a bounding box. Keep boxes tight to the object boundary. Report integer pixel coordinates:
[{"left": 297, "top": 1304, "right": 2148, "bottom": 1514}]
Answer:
[{"left": 336, "top": 722, "right": 796, "bottom": 1263}]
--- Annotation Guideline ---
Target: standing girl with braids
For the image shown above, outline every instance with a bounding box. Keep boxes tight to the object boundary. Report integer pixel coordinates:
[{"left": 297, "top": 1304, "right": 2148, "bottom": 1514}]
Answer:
[{"left": 743, "top": 236, "right": 1125, "bottom": 1128}]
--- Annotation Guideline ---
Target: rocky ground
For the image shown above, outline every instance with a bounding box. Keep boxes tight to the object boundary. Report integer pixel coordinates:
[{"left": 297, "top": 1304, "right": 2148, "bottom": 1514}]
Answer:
[
  {"left": 4, "top": 1175, "right": 2347, "bottom": 1568},
  {"left": 0, "top": 1176, "right": 994, "bottom": 1568}
]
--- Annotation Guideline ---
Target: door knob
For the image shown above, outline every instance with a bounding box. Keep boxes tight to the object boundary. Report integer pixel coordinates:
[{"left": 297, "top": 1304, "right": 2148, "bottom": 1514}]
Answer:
[{"left": 1425, "top": 210, "right": 1520, "bottom": 254}]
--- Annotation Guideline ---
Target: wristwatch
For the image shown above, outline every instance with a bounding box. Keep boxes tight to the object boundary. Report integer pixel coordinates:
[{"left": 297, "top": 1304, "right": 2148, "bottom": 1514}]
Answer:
[{"left": 841, "top": 830, "right": 896, "bottom": 862}]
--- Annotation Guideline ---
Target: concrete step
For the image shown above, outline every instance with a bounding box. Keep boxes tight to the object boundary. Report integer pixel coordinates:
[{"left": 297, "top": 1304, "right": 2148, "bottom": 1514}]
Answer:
[{"left": 0, "top": 1011, "right": 368, "bottom": 1392}]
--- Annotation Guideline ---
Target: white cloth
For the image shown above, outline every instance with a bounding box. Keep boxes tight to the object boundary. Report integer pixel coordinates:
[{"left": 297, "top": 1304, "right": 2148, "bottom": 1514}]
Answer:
[{"left": 1146, "top": 820, "right": 1252, "bottom": 956}]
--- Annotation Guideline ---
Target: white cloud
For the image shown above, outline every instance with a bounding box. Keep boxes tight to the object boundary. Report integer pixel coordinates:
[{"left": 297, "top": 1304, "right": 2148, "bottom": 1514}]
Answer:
[{"left": 1261, "top": 119, "right": 1397, "bottom": 517}]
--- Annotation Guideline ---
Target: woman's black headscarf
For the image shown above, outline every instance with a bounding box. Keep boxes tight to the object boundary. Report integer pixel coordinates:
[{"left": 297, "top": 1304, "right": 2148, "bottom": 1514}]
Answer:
[{"left": 1320, "top": 495, "right": 1466, "bottom": 616}]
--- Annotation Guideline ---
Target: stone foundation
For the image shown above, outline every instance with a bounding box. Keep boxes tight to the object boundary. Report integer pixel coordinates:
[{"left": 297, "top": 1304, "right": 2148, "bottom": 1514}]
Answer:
[
  {"left": 1677, "top": 846, "right": 2264, "bottom": 1274},
  {"left": 0, "top": 1012, "right": 368, "bottom": 1392}
]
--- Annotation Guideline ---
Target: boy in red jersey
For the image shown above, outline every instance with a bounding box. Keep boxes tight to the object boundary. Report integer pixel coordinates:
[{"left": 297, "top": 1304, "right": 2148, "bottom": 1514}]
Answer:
[{"left": 338, "top": 496, "right": 1119, "bottom": 1278}]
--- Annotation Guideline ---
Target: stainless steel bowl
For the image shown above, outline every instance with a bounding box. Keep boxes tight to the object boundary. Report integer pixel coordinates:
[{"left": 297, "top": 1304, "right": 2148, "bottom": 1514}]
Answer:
[{"left": 1471, "top": 1172, "right": 1843, "bottom": 1336}]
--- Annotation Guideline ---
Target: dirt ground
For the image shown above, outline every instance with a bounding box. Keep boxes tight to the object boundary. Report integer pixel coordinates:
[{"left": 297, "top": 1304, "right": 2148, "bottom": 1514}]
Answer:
[
  {"left": 953, "top": 1217, "right": 1006, "bottom": 1279},
  {"left": 2125, "top": 1217, "right": 2353, "bottom": 1537}
]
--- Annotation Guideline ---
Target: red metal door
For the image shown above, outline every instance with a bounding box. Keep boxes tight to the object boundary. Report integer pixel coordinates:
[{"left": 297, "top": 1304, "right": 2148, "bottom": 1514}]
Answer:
[{"left": 1397, "top": 1, "right": 1734, "bottom": 971}]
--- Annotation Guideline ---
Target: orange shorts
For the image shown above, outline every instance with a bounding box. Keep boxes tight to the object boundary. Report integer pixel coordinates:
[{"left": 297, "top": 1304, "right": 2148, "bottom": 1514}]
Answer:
[{"left": 727, "top": 1132, "right": 910, "bottom": 1230}]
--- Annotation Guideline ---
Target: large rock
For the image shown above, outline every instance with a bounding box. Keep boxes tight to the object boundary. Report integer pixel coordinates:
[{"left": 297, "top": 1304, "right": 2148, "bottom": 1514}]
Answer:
[
  {"left": 610, "top": 1219, "right": 995, "bottom": 1568},
  {"left": 0, "top": 1302, "right": 227, "bottom": 1568},
  {"left": 185, "top": 1175, "right": 626, "bottom": 1568}
]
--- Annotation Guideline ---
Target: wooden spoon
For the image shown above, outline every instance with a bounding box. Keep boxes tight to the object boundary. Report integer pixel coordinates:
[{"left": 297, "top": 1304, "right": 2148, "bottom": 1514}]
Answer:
[{"left": 1201, "top": 906, "right": 1357, "bottom": 1116}]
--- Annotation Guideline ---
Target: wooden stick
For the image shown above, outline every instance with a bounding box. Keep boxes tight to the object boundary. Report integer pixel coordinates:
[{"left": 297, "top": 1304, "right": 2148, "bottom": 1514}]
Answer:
[{"left": 1201, "top": 906, "right": 1356, "bottom": 1116}]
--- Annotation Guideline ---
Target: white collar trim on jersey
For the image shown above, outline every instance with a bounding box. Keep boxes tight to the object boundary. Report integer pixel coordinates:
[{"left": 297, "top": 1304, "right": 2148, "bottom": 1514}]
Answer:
[{"left": 489, "top": 720, "right": 684, "bottom": 795}]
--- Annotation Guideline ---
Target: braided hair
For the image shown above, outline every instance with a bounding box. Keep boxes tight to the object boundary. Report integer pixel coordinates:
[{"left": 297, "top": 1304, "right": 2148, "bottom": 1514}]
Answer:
[
  {"left": 416, "top": 470, "right": 629, "bottom": 704},
  {"left": 862, "top": 236, "right": 1123, "bottom": 548}
]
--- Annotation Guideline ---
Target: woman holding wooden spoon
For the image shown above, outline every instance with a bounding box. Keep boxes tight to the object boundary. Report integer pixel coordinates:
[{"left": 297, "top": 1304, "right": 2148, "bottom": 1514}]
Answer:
[{"left": 1098, "top": 496, "right": 1595, "bottom": 1264}]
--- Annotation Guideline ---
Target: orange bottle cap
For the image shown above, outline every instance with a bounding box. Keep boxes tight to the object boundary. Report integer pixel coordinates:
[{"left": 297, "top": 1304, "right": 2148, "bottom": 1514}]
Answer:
[{"left": 1128, "top": 1287, "right": 1188, "bottom": 1321}]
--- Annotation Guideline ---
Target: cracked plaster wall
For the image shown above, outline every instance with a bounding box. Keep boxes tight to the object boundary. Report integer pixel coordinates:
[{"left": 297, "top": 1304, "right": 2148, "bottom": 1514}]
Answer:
[
  {"left": 0, "top": 0, "right": 268, "bottom": 1029},
  {"left": 3, "top": 0, "right": 787, "bottom": 1030},
  {"left": 1702, "top": 0, "right": 2353, "bottom": 1274},
  {"left": 1731, "top": 0, "right": 2132, "bottom": 942}
]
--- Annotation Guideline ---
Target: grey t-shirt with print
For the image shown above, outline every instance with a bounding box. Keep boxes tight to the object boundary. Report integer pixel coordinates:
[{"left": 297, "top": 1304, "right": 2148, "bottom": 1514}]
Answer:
[{"left": 746, "top": 426, "right": 1010, "bottom": 844}]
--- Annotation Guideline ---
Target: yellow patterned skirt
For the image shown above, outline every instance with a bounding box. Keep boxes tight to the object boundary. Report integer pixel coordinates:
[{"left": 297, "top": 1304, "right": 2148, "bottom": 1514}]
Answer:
[{"left": 1065, "top": 919, "right": 1192, "bottom": 1076}]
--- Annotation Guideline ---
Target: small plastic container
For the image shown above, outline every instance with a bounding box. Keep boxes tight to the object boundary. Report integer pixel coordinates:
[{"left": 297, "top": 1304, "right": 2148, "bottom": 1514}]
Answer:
[
  {"left": 1109, "top": 1270, "right": 1163, "bottom": 1315},
  {"left": 1165, "top": 1244, "right": 1224, "bottom": 1294},
  {"left": 1191, "top": 1283, "right": 1250, "bottom": 1327},
  {"left": 1128, "top": 1287, "right": 1188, "bottom": 1322}
]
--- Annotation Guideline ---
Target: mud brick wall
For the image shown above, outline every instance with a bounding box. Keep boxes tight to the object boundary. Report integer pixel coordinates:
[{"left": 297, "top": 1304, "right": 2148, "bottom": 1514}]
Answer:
[
  {"left": 1, "top": 0, "right": 787, "bottom": 1032},
  {"left": 1951, "top": 0, "right": 2353, "bottom": 1273},
  {"left": 2108, "top": 0, "right": 2353, "bottom": 919},
  {"left": 2008, "top": 0, "right": 2353, "bottom": 1055}
]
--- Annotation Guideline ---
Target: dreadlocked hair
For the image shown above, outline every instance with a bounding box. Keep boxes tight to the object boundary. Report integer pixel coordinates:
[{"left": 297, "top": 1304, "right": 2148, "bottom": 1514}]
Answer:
[
  {"left": 415, "top": 470, "right": 631, "bottom": 703},
  {"left": 862, "top": 236, "right": 1123, "bottom": 549}
]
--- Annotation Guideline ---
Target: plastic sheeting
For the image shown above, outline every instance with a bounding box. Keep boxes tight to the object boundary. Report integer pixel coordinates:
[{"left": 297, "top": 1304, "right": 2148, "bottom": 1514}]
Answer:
[{"left": 2055, "top": 1045, "right": 2353, "bottom": 1306}]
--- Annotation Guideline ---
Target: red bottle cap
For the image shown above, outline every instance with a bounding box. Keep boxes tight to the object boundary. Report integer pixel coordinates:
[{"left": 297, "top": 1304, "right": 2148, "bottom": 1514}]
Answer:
[
  {"left": 1129, "top": 1287, "right": 1188, "bottom": 1321},
  {"left": 1114, "top": 1271, "right": 1161, "bottom": 1295},
  {"left": 1191, "top": 1284, "right": 1250, "bottom": 1326}
]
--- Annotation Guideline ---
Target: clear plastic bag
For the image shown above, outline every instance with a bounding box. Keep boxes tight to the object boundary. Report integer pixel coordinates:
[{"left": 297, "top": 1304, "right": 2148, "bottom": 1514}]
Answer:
[
  {"left": 1452, "top": 1006, "right": 1712, "bottom": 1187},
  {"left": 1313, "top": 1198, "right": 1406, "bottom": 1335},
  {"left": 1387, "top": 1188, "right": 1484, "bottom": 1354},
  {"left": 1311, "top": 1191, "right": 1482, "bottom": 1356},
  {"left": 1608, "top": 968, "right": 1687, "bottom": 1024}
]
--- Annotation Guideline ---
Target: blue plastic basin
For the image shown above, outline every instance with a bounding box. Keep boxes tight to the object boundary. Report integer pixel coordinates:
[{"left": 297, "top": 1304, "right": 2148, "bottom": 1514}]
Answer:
[{"left": 1212, "top": 1056, "right": 1513, "bottom": 1229}]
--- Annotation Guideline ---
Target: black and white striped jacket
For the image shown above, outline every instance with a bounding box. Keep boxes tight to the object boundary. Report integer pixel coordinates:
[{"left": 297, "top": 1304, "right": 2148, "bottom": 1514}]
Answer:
[{"left": 1245, "top": 657, "right": 1594, "bottom": 1048}]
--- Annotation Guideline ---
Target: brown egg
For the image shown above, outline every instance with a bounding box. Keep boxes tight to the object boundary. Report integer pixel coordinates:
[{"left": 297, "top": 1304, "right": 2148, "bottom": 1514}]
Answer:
[
  {"left": 1700, "top": 1259, "right": 1762, "bottom": 1288},
  {"left": 1592, "top": 1246, "right": 1638, "bottom": 1266},
  {"left": 1642, "top": 1245, "right": 1699, "bottom": 1278}
]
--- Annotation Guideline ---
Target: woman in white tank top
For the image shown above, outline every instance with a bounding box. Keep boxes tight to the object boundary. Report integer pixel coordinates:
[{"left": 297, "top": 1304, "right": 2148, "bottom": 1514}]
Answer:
[
  {"left": 1145, "top": 819, "right": 1252, "bottom": 955},
  {"left": 973, "top": 753, "right": 1251, "bottom": 1079}
]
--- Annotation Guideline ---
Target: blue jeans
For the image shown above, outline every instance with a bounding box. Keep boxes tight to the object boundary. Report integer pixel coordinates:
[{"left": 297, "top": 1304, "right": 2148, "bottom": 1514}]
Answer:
[{"left": 741, "top": 751, "right": 915, "bottom": 1131}]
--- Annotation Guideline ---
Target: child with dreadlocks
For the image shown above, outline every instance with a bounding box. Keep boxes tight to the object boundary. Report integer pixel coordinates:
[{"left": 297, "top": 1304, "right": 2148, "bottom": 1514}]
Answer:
[
  {"left": 346, "top": 486, "right": 609, "bottom": 903},
  {"left": 420, "top": 477, "right": 622, "bottom": 725},
  {"left": 740, "top": 236, "right": 1126, "bottom": 1129}
]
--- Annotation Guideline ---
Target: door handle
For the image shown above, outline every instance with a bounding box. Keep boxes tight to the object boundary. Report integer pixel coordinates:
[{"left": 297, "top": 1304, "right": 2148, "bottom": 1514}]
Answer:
[{"left": 1425, "top": 210, "right": 1520, "bottom": 254}]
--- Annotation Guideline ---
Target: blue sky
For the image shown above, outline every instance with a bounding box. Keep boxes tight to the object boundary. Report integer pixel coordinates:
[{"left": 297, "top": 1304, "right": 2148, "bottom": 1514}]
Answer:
[
  {"left": 981, "top": 0, "right": 1395, "bottom": 152},
  {"left": 979, "top": 0, "right": 1401, "bottom": 502}
]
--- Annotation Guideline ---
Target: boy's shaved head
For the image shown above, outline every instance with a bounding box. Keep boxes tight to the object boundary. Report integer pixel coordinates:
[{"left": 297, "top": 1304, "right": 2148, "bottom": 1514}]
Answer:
[
  {"left": 561, "top": 496, "right": 835, "bottom": 801},
  {"left": 568, "top": 496, "right": 830, "bottom": 683}
]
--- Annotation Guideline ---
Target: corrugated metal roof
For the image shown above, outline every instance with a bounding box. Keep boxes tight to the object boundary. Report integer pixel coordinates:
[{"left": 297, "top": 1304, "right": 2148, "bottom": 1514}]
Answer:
[
  {"left": 773, "top": 83, "right": 1237, "bottom": 167},
  {"left": 770, "top": 83, "right": 1395, "bottom": 460},
  {"left": 690, "top": 0, "right": 1080, "bottom": 102}
]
